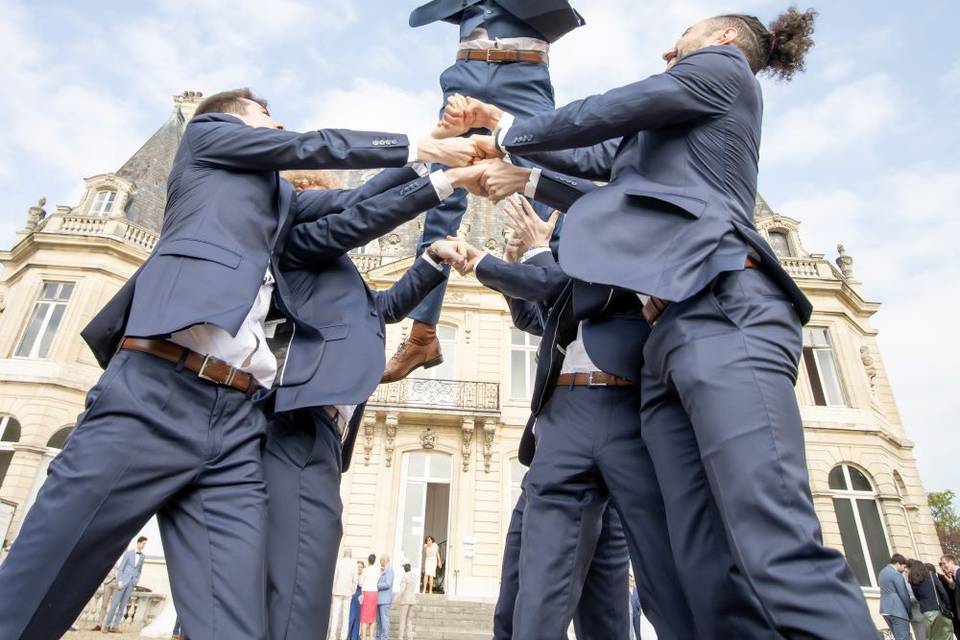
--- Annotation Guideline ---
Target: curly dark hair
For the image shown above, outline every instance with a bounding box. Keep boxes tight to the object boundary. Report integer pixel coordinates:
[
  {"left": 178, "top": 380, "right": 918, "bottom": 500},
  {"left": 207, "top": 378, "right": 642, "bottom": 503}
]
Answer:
[
  {"left": 907, "top": 559, "right": 929, "bottom": 586},
  {"left": 713, "top": 7, "right": 818, "bottom": 81}
]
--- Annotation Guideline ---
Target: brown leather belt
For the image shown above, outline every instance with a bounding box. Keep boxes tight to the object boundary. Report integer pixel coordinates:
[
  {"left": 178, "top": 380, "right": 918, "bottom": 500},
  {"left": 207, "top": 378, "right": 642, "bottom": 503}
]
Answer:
[
  {"left": 120, "top": 337, "right": 264, "bottom": 396},
  {"left": 556, "top": 372, "right": 635, "bottom": 387},
  {"left": 457, "top": 49, "right": 548, "bottom": 64},
  {"left": 642, "top": 255, "right": 760, "bottom": 326}
]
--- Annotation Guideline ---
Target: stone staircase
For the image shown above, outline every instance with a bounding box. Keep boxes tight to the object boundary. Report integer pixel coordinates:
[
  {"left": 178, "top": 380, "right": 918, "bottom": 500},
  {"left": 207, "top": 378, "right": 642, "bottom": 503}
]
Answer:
[{"left": 389, "top": 594, "right": 494, "bottom": 640}]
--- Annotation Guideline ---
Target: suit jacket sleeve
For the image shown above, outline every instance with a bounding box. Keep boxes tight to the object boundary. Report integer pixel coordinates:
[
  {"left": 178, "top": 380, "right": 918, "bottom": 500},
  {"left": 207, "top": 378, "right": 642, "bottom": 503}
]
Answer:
[
  {"left": 378, "top": 569, "right": 393, "bottom": 591},
  {"left": 116, "top": 551, "right": 132, "bottom": 582},
  {"left": 522, "top": 139, "right": 620, "bottom": 182},
  {"left": 189, "top": 119, "right": 410, "bottom": 171},
  {"left": 894, "top": 573, "right": 913, "bottom": 610},
  {"left": 474, "top": 252, "right": 567, "bottom": 306},
  {"left": 292, "top": 167, "right": 421, "bottom": 224},
  {"left": 532, "top": 169, "right": 598, "bottom": 212},
  {"left": 281, "top": 177, "right": 441, "bottom": 269},
  {"left": 506, "top": 296, "right": 545, "bottom": 336},
  {"left": 503, "top": 47, "right": 749, "bottom": 154},
  {"left": 373, "top": 257, "right": 448, "bottom": 324}
]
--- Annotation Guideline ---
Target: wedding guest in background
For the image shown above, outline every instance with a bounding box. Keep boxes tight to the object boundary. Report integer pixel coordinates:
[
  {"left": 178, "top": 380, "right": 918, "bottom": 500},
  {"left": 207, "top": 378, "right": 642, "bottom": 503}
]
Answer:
[
  {"left": 397, "top": 563, "right": 418, "bottom": 640},
  {"left": 349, "top": 561, "right": 365, "bottom": 640},
  {"left": 360, "top": 555, "right": 380, "bottom": 640},
  {"left": 422, "top": 536, "right": 442, "bottom": 594}
]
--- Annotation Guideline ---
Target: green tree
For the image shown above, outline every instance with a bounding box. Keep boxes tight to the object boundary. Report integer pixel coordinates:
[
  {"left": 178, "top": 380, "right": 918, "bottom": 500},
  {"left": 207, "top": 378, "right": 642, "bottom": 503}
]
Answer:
[{"left": 929, "top": 490, "right": 960, "bottom": 556}]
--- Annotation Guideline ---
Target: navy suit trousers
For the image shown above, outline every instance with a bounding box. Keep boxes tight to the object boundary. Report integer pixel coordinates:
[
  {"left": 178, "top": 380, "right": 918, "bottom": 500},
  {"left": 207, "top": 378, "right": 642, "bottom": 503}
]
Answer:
[
  {"left": 516, "top": 386, "right": 697, "bottom": 640},
  {"left": 494, "top": 491, "right": 631, "bottom": 640},
  {"left": 264, "top": 410, "right": 344, "bottom": 640},
  {"left": 641, "top": 268, "right": 877, "bottom": 639},
  {"left": 0, "top": 350, "right": 268, "bottom": 640},
  {"left": 409, "top": 59, "right": 556, "bottom": 325}
]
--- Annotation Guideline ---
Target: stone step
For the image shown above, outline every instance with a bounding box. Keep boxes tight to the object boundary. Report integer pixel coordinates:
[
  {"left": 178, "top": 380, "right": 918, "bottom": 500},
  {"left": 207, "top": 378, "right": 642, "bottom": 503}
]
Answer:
[{"left": 386, "top": 596, "right": 494, "bottom": 639}]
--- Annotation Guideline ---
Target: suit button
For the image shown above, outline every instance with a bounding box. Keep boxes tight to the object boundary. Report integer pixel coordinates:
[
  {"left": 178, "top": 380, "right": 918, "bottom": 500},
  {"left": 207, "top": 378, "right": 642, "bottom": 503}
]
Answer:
[
  {"left": 376, "top": 331, "right": 385, "bottom": 339},
  {"left": 370, "top": 310, "right": 378, "bottom": 317}
]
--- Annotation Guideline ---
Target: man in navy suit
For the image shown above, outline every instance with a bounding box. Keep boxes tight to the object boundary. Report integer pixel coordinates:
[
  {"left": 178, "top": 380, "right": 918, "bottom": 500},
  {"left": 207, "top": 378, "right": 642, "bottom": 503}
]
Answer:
[
  {"left": 381, "top": 0, "right": 584, "bottom": 382},
  {"left": 0, "top": 88, "right": 478, "bottom": 640},
  {"left": 460, "top": 8, "right": 878, "bottom": 638},
  {"left": 260, "top": 164, "right": 478, "bottom": 640},
  {"left": 458, "top": 196, "right": 770, "bottom": 639}
]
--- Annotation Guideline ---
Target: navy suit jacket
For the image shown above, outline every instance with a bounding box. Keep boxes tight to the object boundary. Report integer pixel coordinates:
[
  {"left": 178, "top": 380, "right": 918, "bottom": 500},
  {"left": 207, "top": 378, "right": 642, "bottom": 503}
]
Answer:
[
  {"left": 410, "top": 0, "right": 583, "bottom": 43},
  {"left": 271, "top": 172, "right": 447, "bottom": 472},
  {"left": 81, "top": 113, "right": 411, "bottom": 367},
  {"left": 503, "top": 46, "right": 812, "bottom": 323}
]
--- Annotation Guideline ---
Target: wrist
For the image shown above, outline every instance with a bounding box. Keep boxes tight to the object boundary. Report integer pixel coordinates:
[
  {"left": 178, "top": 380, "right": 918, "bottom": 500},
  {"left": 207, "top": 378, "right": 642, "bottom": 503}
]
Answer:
[
  {"left": 417, "top": 136, "right": 437, "bottom": 163},
  {"left": 483, "top": 104, "right": 503, "bottom": 130}
]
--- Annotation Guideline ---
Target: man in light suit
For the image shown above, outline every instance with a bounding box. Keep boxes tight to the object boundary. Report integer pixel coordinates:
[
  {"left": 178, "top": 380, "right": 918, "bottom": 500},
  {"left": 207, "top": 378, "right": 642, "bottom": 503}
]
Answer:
[
  {"left": 382, "top": 0, "right": 584, "bottom": 382},
  {"left": 262, "top": 165, "right": 478, "bottom": 640},
  {"left": 880, "top": 554, "right": 913, "bottom": 640},
  {"left": 461, "top": 8, "right": 878, "bottom": 639},
  {"left": 0, "top": 88, "right": 476, "bottom": 640},
  {"left": 330, "top": 549, "right": 359, "bottom": 640},
  {"left": 377, "top": 555, "right": 396, "bottom": 640},
  {"left": 98, "top": 536, "right": 147, "bottom": 633}
]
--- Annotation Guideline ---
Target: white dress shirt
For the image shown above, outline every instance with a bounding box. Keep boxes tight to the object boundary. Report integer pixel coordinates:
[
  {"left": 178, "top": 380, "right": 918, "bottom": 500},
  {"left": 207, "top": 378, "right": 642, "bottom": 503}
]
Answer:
[
  {"left": 170, "top": 269, "right": 278, "bottom": 388},
  {"left": 459, "top": 27, "right": 550, "bottom": 61},
  {"left": 360, "top": 566, "right": 381, "bottom": 592}
]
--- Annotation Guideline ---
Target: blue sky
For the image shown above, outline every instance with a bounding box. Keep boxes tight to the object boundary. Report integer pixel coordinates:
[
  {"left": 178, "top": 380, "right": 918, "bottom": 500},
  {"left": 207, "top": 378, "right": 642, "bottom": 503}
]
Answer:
[{"left": 0, "top": 0, "right": 958, "bottom": 499}]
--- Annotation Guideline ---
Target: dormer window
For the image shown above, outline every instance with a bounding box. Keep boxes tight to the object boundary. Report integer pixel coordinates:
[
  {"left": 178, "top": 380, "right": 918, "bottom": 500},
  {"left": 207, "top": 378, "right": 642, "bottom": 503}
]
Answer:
[
  {"left": 90, "top": 190, "right": 117, "bottom": 215},
  {"left": 768, "top": 230, "right": 792, "bottom": 258}
]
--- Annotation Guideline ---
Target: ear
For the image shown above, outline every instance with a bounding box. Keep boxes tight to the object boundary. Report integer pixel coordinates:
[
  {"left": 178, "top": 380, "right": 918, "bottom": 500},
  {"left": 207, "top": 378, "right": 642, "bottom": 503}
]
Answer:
[{"left": 714, "top": 26, "right": 739, "bottom": 46}]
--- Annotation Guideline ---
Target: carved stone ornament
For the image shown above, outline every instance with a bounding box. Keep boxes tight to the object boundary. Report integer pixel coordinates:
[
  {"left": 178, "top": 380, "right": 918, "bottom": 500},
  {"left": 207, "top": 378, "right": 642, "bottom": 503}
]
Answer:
[
  {"left": 420, "top": 427, "right": 438, "bottom": 450},
  {"left": 835, "top": 243, "right": 855, "bottom": 279},
  {"left": 26, "top": 197, "right": 47, "bottom": 231},
  {"left": 860, "top": 345, "right": 878, "bottom": 395},
  {"left": 461, "top": 417, "right": 475, "bottom": 472},
  {"left": 384, "top": 412, "right": 399, "bottom": 467},
  {"left": 362, "top": 414, "right": 376, "bottom": 465},
  {"left": 482, "top": 418, "right": 497, "bottom": 473}
]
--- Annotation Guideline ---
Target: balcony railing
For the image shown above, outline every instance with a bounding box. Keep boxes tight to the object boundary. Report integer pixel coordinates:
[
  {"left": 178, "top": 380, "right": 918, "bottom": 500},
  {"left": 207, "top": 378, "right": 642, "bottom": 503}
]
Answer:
[
  {"left": 780, "top": 256, "right": 824, "bottom": 279},
  {"left": 76, "top": 585, "right": 165, "bottom": 628},
  {"left": 350, "top": 253, "right": 385, "bottom": 272},
  {"left": 39, "top": 213, "right": 159, "bottom": 253},
  {"left": 368, "top": 378, "right": 500, "bottom": 413}
]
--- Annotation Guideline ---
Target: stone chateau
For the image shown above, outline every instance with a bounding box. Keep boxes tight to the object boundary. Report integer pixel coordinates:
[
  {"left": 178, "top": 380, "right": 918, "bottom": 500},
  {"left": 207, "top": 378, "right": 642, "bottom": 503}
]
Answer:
[{"left": 0, "top": 92, "right": 943, "bottom": 630}]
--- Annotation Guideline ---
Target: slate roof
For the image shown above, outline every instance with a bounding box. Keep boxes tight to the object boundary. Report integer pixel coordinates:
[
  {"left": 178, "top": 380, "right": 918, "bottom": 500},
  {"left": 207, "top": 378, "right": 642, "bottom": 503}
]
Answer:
[{"left": 115, "top": 104, "right": 187, "bottom": 231}]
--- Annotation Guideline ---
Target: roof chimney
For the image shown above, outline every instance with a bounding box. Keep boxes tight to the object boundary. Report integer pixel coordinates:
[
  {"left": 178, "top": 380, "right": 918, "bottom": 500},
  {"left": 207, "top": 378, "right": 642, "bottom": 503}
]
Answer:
[{"left": 174, "top": 90, "right": 204, "bottom": 122}]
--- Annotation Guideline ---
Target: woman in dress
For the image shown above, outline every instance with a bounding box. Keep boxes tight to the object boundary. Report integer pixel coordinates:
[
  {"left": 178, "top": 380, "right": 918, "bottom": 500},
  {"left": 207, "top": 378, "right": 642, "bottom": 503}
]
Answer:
[
  {"left": 422, "top": 536, "right": 442, "bottom": 594},
  {"left": 360, "top": 554, "right": 381, "bottom": 640},
  {"left": 348, "top": 561, "right": 364, "bottom": 640}
]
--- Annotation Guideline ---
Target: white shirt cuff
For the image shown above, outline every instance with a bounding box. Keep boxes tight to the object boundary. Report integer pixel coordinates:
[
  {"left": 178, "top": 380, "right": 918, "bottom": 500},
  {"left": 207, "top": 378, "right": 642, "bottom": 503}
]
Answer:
[
  {"left": 410, "top": 162, "right": 429, "bottom": 177},
  {"left": 407, "top": 134, "right": 418, "bottom": 163},
  {"left": 520, "top": 247, "right": 551, "bottom": 263},
  {"left": 421, "top": 252, "right": 446, "bottom": 272},
  {"left": 496, "top": 112, "right": 515, "bottom": 150},
  {"left": 524, "top": 167, "right": 542, "bottom": 199},
  {"left": 429, "top": 170, "right": 455, "bottom": 201}
]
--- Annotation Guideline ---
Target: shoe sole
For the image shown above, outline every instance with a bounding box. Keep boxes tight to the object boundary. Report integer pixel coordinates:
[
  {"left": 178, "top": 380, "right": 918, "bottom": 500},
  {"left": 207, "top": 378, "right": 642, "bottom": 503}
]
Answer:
[{"left": 422, "top": 355, "right": 444, "bottom": 369}]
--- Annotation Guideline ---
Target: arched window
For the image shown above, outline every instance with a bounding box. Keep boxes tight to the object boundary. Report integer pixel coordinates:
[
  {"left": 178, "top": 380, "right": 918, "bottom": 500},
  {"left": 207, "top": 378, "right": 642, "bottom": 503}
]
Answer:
[
  {"left": 0, "top": 415, "right": 22, "bottom": 489},
  {"left": 829, "top": 464, "right": 891, "bottom": 588},
  {"left": 90, "top": 189, "right": 118, "bottom": 215},
  {"left": 46, "top": 427, "right": 74, "bottom": 450},
  {"left": 768, "top": 230, "right": 792, "bottom": 257}
]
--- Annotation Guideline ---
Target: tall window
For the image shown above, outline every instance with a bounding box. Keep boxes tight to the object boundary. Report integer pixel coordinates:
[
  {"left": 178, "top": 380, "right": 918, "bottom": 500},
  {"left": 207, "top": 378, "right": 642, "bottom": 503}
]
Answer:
[
  {"left": 509, "top": 457, "right": 526, "bottom": 508},
  {"left": 0, "top": 415, "right": 22, "bottom": 489},
  {"left": 802, "top": 327, "right": 847, "bottom": 407},
  {"left": 829, "top": 464, "right": 891, "bottom": 588},
  {"left": 510, "top": 329, "right": 540, "bottom": 400},
  {"left": 14, "top": 282, "right": 75, "bottom": 359},
  {"left": 424, "top": 325, "right": 458, "bottom": 380},
  {"left": 90, "top": 190, "right": 117, "bottom": 215},
  {"left": 768, "top": 230, "right": 792, "bottom": 258}
]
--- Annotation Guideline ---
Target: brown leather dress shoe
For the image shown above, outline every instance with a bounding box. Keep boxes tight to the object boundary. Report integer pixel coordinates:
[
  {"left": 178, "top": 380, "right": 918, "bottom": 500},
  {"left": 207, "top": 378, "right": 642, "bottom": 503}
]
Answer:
[{"left": 381, "top": 320, "right": 443, "bottom": 383}]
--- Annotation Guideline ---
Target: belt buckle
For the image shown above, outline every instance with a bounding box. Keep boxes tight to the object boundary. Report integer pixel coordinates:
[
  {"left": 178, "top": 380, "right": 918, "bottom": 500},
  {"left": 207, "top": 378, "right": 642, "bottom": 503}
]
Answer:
[
  {"left": 198, "top": 355, "right": 236, "bottom": 386},
  {"left": 485, "top": 48, "right": 494, "bottom": 62},
  {"left": 586, "top": 372, "right": 607, "bottom": 388}
]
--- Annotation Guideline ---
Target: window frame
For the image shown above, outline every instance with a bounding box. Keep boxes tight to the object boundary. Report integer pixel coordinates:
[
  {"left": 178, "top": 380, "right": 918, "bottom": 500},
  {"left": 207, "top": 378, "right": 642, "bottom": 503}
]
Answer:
[
  {"left": 828, "top": 464, "right": 892, "bottom": 589},
  {"left": 422, "top": 324, "right": 458, "bottom": 381},
  {"left": 90, "top": 189, "right": 118, "bottom": 215},
  {"left": 13, "top": 281, "right": 75, "bottom": 360},
  {"left": 0, "top": 415, "right": 22, "bottom": 491},
  {"left": 767, "top": 229, "right": 793, "bottom": 258},
  {"left": 802, "top": 326, "right": 848, "bottom": 407},
  {"left": 509, "top": 328, "right": 540, "bottom": 401}
]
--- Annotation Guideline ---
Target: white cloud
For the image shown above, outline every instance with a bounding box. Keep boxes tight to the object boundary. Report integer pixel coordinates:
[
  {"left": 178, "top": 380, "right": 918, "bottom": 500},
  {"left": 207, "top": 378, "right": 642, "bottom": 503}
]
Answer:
[
  {"left": 762, "top": 73, "right": 903, "bottom": 167},
  {"left": 302, "top": 79, "right": 439, "bottom": 135}
]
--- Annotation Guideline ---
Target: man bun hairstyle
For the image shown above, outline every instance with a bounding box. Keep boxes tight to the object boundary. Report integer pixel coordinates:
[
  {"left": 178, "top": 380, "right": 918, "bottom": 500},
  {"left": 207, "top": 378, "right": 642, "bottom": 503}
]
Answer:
[
  {"left": 715, "top": 7, "right": 817, "bottom": 81},
  {"left": 194, "top": 88, "right": 268, "bottom": 117}
]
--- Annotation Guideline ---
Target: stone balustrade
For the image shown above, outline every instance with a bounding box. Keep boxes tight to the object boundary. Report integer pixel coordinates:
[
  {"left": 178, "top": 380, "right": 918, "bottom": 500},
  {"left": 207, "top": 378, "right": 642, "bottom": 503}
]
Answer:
[{"left": 76, "top": 586, "right": 165, "bottom": 628}]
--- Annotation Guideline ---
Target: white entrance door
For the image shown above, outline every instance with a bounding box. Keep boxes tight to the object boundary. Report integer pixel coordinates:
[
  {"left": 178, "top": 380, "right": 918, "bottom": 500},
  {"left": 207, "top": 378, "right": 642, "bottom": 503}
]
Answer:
[{"left": 394, "top": 451, "right": 453, "bottom": 590}]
